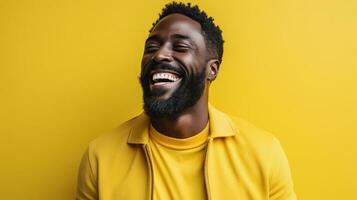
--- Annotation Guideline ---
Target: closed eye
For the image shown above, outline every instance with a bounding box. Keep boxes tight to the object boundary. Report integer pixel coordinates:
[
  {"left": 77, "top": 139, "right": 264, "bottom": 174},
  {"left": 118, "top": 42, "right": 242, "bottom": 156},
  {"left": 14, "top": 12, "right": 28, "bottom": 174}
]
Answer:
[
  {"left": 145, "top": 44, "right": 160, "bottom": 53},
  {"left": 173, "top": 44, "right": 190, "bottom": 52}
]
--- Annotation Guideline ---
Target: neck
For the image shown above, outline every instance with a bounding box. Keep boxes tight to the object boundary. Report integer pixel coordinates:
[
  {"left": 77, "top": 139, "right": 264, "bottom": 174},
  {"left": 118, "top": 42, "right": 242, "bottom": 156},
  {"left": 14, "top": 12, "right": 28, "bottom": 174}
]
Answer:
[{"left": 150, "top": 96, "right": 209, "bottom": 139}]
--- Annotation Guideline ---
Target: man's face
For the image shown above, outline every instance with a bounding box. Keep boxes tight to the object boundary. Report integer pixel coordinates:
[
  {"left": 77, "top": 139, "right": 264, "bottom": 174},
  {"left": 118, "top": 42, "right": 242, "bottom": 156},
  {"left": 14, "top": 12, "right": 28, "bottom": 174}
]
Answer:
[{"left": 140, "top": 14, "right": 209, "bottom": 118}]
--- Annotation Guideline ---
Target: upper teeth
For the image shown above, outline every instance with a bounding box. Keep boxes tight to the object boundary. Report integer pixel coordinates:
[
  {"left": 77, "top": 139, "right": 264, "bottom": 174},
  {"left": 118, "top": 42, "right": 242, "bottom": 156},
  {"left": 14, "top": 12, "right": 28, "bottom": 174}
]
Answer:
[{"left": 152, "top": 72, "right": 179, "bottom": 82}]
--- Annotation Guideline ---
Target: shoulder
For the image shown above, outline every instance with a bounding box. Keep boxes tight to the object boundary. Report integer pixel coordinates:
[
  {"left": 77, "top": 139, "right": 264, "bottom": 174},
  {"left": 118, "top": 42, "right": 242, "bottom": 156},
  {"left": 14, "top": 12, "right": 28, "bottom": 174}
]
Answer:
[
  {"left": 86, "top": 114, "right": 143, "bottom": 155},
  {"left": 223, "top": 113, "right": 284, "bottom": 162},
  {"left": 230, "top": 115, "right": 277, "bottom": 143},
  {"left": 229, "top": 114, "right": 296, "bottom": 199}
]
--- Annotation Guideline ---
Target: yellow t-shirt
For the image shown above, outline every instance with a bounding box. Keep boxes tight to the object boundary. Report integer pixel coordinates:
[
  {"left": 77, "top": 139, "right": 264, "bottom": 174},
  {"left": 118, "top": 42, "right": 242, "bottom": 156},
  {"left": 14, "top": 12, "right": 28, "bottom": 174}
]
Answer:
[{"left": 148, "top": 123, "right": 209, "bottom": 200}]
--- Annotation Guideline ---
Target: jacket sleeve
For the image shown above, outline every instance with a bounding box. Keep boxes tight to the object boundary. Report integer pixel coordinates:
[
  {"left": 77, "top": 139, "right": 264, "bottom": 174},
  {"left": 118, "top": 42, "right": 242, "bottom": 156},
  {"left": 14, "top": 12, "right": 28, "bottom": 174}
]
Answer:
[
  {"left": 269, "top": 138, "right": 297, "bottom": 200},
  {"left": 76, "top": 146, "right": 98, "bottom": 200}
]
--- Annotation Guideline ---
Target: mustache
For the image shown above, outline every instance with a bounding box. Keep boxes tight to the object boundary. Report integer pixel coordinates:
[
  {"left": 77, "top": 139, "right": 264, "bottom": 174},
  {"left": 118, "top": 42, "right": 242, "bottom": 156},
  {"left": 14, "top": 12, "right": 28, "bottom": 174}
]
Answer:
[{"left": 141, "top": 60, "right": 185, "bottom": 78}]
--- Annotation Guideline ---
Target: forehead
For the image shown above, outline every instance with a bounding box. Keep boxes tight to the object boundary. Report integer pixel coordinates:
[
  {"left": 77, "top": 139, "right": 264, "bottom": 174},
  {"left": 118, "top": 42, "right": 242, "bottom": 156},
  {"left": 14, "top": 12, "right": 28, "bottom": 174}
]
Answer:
[{"left": 148, "top": 14, "right": 205, "bottom": 45}]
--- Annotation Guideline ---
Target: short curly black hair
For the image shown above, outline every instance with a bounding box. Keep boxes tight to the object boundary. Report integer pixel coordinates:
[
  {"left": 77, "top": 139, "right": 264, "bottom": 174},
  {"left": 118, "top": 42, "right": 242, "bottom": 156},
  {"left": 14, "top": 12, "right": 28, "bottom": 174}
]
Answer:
[{"left": 150, "top": 2, "right": 224, "bottom": 63}]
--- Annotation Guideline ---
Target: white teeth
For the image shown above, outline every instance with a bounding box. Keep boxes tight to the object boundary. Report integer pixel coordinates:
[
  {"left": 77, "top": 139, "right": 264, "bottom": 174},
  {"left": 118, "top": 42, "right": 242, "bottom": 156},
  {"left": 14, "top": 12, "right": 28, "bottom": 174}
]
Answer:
[{"left": 152, "top": 72, "right": 179, "bottom": 82}]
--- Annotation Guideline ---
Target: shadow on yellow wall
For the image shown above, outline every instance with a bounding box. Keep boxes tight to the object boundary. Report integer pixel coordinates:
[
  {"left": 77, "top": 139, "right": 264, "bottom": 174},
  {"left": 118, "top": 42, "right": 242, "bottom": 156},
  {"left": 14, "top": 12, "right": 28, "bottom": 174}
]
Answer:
[{"left": 0, "top": 0, "right": 356, "bottom": 199}]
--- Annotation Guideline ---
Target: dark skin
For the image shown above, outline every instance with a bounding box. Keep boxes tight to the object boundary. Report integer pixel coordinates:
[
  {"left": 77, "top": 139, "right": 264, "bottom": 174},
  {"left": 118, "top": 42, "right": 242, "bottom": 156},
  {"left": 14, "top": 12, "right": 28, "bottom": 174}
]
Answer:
[{"left": 141, "top": 14, "right": 220, "bottom": 139}]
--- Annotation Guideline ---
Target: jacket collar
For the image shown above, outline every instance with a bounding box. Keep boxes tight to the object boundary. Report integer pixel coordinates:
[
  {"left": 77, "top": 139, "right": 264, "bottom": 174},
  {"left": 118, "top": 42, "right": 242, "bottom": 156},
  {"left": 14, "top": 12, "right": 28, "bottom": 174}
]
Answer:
[{"left": 127, "top": 104, "right": 239, "bottom": 144}]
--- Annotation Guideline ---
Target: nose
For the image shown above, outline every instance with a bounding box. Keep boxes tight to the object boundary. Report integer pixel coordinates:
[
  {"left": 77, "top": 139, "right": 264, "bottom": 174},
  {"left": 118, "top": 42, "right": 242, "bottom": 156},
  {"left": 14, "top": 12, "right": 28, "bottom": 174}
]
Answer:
[{"left": 152, "top": 44, "right": 173, "bottom": 63}]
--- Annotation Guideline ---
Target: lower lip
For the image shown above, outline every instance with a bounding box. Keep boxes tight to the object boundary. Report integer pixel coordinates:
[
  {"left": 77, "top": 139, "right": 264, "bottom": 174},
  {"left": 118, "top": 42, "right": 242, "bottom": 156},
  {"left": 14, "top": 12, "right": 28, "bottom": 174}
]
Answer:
[{"left": 150, "top": 79, "right": 182, "bottom": 91}]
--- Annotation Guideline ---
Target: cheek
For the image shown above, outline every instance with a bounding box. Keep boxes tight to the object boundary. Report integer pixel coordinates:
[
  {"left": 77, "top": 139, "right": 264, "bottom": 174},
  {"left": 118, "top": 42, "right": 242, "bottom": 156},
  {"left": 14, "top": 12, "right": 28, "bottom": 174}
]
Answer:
[
  {"left": 177, "top": 53, "right": 204, "bottom": 74},
  {"left": 141, "top": 56, "right": 151, "bottom": 71}
]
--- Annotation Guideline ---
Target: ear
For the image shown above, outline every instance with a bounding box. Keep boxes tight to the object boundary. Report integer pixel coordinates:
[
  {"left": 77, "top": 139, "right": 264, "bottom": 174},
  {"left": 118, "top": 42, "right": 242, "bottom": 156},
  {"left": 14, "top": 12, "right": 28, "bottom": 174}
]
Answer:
[{"left": 206, "top": 59, "right": 220, "bottom": 81}]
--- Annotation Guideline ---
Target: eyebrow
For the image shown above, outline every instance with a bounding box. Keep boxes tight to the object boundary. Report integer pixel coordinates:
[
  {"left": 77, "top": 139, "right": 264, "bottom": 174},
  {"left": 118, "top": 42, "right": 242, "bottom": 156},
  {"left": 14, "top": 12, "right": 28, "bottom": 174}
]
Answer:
[
  {"left": 145, "top": 34, "right": 196, "bottom": 48},
  {"left": 145, "top": 35, "right": 162, "bottom": 44},
  {"left": 171, "top": 34, "right": 193, "bottom": 42}
]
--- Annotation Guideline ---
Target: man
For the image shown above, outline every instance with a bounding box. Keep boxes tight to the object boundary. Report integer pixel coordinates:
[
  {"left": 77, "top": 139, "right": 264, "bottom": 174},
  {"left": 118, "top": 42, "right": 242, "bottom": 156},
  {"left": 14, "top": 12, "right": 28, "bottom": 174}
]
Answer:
[{"left": 76, "top": 2, "right": 296, "bottom": 200}]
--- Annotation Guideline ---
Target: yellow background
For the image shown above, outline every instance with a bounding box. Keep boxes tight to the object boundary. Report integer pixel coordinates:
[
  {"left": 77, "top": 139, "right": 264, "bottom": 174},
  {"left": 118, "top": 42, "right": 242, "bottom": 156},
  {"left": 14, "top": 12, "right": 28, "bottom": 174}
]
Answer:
[{"left": 0, "top": 0, "right": 356, "bottom": 199}]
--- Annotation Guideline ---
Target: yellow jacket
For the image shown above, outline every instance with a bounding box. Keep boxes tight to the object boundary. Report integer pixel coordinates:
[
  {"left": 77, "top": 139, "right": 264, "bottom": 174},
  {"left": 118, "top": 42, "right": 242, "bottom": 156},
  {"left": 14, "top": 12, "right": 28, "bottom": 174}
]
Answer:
[{"left": 76, "top": 105, "right": 296, "bottom": 200}]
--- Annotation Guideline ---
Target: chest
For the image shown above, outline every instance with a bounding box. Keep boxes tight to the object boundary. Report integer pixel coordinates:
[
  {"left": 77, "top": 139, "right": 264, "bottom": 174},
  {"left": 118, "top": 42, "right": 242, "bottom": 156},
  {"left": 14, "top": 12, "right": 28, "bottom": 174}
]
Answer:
[{"left": 97, "top": 143, "right": 268, "bottom": 200}]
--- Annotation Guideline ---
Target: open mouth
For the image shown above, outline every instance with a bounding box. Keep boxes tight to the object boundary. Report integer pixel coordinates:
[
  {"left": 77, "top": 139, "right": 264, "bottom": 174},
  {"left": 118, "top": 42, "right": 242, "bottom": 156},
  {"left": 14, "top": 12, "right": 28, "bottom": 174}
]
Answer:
[{"left": 151, "top": 71, "right": 182, "bottom": 86}]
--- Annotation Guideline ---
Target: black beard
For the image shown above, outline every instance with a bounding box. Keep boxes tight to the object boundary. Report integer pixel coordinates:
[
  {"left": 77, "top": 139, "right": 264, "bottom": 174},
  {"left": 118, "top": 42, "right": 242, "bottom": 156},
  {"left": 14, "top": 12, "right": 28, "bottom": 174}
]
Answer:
[{"left": 139, "top": 61, "right": 206, "bottom": 119}]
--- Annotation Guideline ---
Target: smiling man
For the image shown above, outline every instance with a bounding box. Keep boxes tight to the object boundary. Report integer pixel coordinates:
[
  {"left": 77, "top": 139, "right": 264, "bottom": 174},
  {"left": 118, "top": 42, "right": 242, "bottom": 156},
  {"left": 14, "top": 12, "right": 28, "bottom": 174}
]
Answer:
[{"left": 76, "top": 2, "right": 296, "bottom": 200}]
